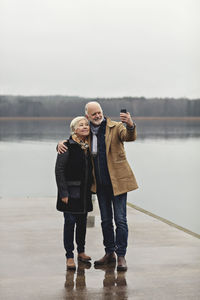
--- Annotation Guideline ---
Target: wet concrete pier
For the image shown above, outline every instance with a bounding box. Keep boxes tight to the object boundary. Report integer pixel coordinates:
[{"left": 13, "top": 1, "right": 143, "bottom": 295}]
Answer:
[{"left": 0, "top": 197, "right": 200, "bottom": 299}]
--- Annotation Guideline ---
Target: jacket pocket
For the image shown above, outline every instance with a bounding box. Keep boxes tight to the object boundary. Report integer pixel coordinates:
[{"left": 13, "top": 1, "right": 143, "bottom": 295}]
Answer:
[{"left": 67, "top": 181, "right": 81, "bottom": 199}]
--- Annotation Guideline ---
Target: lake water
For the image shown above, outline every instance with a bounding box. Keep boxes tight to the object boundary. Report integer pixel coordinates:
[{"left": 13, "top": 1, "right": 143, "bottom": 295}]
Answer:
[{"left": 0, "top": 119, "right": 199, "bottom": 235}]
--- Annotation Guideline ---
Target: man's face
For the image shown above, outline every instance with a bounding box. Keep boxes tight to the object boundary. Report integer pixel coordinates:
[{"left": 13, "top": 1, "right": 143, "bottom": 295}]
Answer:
[{"left": 86, "top": 103, "right": 104, "bottom": 126}]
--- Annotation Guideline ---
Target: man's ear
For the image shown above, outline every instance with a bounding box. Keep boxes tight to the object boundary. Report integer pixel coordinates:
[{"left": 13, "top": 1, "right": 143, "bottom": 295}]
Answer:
[{"left": 85, "top": 114, "right": 89, "bottom": 120}]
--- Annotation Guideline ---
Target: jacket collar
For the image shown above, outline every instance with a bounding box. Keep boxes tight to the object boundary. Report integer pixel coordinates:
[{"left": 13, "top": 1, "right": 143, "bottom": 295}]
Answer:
[
  {"left": 68, "top": 136, "right": 77, "bottom": 145},
  {"left": 106, "top": 117, "right": 116, "bottom": 128}
]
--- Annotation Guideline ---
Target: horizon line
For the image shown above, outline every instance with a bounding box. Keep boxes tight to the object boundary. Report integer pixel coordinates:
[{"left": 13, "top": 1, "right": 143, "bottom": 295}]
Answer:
[
  {"left": 1, "top": 116, "right": 200, "bottom": 121},
  {"left": 0, "top": 94, "right": 200, "bottom": 100}
]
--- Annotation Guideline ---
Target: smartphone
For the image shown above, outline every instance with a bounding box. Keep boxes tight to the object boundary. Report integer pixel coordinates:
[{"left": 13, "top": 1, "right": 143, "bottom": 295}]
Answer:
[{"left": 120, "top": 109, "right": 127, "bottom": 113}]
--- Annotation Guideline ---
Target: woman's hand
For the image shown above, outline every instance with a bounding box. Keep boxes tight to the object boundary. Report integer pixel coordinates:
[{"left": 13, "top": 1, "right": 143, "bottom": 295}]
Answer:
[
  {"left": 61, "top": 197, "right": 69, "bottom": 204},
  {"left": 57, "top": 140, "right": 68, "bottom": 154}
]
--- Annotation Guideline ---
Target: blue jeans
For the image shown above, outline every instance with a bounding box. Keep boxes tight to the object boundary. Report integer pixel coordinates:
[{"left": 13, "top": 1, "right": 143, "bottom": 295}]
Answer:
[
  {"left": 63, "top": 212, "right": 87, "bottom": 258},
  {"left": 97, "top": 186, "right": 128, "bottom": 257}
]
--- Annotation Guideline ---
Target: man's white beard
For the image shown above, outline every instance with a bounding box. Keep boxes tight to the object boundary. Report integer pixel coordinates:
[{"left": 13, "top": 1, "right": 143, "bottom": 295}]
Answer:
[{"left": 91, "top": 116, "right": 104, "bottom": 126}]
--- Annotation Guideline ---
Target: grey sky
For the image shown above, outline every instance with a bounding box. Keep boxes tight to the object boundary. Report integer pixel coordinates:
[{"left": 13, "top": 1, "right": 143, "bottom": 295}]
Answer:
[{"left": 0, "top": 0, "right": 199, "bottom": 98}]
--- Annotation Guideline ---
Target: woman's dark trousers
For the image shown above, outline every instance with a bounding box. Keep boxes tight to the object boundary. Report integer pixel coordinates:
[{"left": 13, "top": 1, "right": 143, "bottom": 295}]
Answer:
[{"left": 63, "top": 212, "right": 87, "bottom": 259}]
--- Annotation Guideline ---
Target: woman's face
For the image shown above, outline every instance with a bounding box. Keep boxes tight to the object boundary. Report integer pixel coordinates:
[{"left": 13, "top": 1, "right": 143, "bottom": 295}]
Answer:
[{"left": 75, "top": 119, "right": 90, "bottom": 139}]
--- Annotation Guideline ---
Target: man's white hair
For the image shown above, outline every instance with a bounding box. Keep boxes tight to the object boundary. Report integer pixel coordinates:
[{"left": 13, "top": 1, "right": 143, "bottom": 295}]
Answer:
[
  {"left": 70, "top": 116, "right": 88, "bottom": 135},
  {"left": 85, "top": 101, "right": 103, "bottom": 115}
]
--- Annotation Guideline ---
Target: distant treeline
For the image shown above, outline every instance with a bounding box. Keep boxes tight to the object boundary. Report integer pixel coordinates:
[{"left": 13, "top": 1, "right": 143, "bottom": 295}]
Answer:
[{"left": 0, "top": 95, "right": 200, "bottom": 117}]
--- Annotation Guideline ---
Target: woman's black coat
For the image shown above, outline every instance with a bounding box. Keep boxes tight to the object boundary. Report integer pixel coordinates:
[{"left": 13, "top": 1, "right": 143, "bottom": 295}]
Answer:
[{"left": 55, "top": 137, "right": 93, "bottom": 213}]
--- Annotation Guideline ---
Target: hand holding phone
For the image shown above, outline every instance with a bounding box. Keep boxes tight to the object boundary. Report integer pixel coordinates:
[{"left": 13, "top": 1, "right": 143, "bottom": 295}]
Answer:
[
  {"left": 120, "top": 109, "right": 127, "bottom": 124},
  {"left": 120, "top": 109, "right": 134, "bottom": 127}
]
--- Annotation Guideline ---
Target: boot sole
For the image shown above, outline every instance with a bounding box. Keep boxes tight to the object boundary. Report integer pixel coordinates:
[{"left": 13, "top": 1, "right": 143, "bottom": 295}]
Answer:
[
  {"left": 67, "top": 265, "right": 76, "bottom": 270},
  {"left": 117, "top": 266, "right": 127, "bottom": 271},
  {"left": 94, "top": 258, "right": 116, "bottom": 265},
  {"left": 78, "top": 257, "right": 91, "bottom": 263}
]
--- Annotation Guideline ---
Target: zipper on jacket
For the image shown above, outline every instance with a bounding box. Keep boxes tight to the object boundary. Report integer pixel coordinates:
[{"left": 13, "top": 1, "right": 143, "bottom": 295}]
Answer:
[
  {"left": 83, "top": 150, "right": 89, "bottom": 214},
  {"left": 97, "top": 152, "right": 102, "bottom": 185}
]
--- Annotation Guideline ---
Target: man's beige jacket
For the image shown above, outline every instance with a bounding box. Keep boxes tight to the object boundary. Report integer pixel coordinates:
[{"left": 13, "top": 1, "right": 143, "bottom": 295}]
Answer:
[{"left": 89, "top": 117, "right": 138, "bottom": 196}]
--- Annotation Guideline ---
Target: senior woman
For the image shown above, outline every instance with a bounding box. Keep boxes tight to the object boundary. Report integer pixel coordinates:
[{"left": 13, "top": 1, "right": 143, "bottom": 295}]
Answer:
[{"left": 55, "top": 116, "right": 93, "bottom": 270}]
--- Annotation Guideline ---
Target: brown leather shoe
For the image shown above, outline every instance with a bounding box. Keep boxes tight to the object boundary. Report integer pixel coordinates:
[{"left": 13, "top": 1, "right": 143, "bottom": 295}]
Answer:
[
  {"left": 78, "top": 252, "right": 91, "bottom": 262},
  {"left": 117, "top": 256, "right": 127, "bottom": 271},
  {"left": 94, "top": 253, "right": 116, "bottom": 265},
  {"left": 67, "top": 258, "right": 76, "bottom": 270}
]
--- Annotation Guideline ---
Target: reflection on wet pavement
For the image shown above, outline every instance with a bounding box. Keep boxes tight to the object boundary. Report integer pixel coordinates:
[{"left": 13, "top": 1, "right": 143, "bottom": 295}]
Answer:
[
  {"left": 1, "top": 198, "right": 200, "bottom": 299},
  {"left": 65, "top": 261, "right": 91, "bottom": 290},
  {"left": 64, "top": 262, "right": 127, "bottom": 299}
]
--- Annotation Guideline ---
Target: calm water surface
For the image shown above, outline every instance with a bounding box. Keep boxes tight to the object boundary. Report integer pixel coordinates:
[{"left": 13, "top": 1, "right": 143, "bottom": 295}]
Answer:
[{"left": 0, "top": 119, "right": 199, "bottom": 235}]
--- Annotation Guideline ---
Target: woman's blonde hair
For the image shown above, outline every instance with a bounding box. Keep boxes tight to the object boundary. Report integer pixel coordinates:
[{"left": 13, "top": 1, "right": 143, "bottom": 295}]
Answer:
[{"left": 70, "top": 116, "right": 89, "bottom": 135}]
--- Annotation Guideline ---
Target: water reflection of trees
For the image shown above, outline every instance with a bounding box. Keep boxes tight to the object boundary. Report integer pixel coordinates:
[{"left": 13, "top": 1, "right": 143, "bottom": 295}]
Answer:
[
  {"left": 0, "top": 120, "right": 200, "bottom": 142},
  {"left": 136, "top": 120, "right": 200, "bottom": 140}
]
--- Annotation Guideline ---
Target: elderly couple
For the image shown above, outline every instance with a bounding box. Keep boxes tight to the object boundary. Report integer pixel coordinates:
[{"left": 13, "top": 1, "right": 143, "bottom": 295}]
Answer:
[{"left": 55, "top": 101, "right": 138, "bottom": 272}]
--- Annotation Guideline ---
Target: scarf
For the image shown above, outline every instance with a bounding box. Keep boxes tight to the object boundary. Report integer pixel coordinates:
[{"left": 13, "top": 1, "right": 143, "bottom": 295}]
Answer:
[
  {"left": 90, "top": 123, "right": 101, "bottom": 156},
  {"left": 72, "top": 134, "right": 89, "bottom": 151}
]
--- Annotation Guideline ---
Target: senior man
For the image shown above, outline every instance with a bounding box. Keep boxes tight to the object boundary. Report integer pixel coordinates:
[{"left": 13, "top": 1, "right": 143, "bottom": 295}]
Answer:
[{"left": 58, "top": 101, "right": 138, "bottom": 271}]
